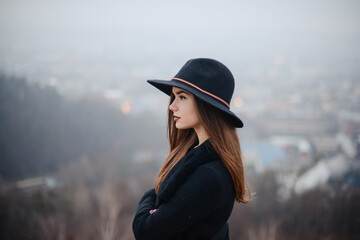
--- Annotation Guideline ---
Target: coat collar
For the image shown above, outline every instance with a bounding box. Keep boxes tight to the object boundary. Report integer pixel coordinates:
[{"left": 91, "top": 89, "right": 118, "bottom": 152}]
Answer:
[{"left": 157, "top": 140, "right": 219, "bottom": 203}]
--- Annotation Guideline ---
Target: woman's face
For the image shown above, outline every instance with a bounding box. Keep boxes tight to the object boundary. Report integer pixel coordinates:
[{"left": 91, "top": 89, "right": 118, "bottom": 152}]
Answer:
[{"left": 169, "top": 87, "right": 201, "bottom": 130}]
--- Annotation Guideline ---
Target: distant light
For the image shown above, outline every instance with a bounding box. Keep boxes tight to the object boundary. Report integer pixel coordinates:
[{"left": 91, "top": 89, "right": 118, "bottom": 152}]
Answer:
[
  {"left": 275, "top": 56, "right": 284, "bottom": 65},
  {"left": 121, "top": 102, "right": 132, "bottom": 115},
  {"left": 234, "top": 97, "right": 244, "bottom": 107}
]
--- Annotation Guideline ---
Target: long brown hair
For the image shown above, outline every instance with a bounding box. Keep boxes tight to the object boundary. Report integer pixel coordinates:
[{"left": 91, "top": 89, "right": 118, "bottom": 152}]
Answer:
[{"left": 155, "top": 93, "right": 251, "bottom": 203}]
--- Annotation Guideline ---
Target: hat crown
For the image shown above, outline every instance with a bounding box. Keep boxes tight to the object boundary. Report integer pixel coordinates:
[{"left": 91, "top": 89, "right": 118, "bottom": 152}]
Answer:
[{"left": 173, "top": 58, "right": 235, "bottom": 105}]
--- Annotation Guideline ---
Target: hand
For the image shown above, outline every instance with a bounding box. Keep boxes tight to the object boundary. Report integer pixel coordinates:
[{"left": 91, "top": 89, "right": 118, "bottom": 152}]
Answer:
[{"left": 149, "top": 209, "right": 157, "bottom": 214}]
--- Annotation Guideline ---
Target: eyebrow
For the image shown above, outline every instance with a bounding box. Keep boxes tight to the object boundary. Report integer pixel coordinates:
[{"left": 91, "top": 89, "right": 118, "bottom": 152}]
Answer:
[{"left": 173, "top": 90, "right": 190, "bottom": 95}]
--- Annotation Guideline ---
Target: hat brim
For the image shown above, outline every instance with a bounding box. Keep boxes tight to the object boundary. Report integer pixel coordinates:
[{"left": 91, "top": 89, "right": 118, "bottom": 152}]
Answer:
[{"left": 147, "top": 79, "right": 244, "bottom": 128}]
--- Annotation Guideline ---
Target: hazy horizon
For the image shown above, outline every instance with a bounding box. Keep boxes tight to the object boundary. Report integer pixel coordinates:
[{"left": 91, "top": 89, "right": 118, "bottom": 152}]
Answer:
[{"left": 1, "top": 0, "right": 359, "bottom": 98}]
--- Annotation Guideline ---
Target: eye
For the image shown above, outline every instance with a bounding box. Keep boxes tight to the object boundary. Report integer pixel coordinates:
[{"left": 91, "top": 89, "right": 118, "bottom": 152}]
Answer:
[{"left": 179, "top": 95, "right": 186, "bottom": 100}]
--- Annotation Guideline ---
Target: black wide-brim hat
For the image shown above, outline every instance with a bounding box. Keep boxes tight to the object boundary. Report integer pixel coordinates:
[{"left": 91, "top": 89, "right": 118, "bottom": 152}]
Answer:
[{"left": 148, "top": 58, "right": 244, "bottom": 128}]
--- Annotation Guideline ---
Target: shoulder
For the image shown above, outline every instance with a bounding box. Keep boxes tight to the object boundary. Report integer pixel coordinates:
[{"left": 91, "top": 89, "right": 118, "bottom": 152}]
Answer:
[
  {"left": 184, "top": 157, "right": 235, "bottom": 209},
  {"left": 192, "top": 141, "right": 231, "bottom": 180},
  {"left": 179, "top": 148, "right": 227, "bottom": 193},
  {"left": 194, "top": 159, "right": 232, "bottom": 186},
  {"left": 191, "top": 143, "right": 235, "bottom": 193},
  {"left": 157, "top": 140, "right": 234, "bottom": 202}
]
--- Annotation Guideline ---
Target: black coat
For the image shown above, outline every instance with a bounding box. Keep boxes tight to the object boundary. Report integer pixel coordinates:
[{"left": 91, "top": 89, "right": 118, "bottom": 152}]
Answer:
[{"left": 132, "top": 140, "right": 236, "bottom": 240}]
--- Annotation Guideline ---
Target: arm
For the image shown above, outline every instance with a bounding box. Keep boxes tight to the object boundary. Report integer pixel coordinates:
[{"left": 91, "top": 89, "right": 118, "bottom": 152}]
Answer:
[
  {"left": 132, "top": 166, "right": 220, "bottom": 240},
  {"left": 133, "top": 188, "right": 157, "bottom": 217}
]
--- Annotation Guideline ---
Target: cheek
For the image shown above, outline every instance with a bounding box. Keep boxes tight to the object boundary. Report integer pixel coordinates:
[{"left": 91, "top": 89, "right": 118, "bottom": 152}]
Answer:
[
  {"left": 186, "top": 103, "right": 200, "bottom": 124},
  {"left": 175, "top": 101, "right": 200, "bottom": 128}
]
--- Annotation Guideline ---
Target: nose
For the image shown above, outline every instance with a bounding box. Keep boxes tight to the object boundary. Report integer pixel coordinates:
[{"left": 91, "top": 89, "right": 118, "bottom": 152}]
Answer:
[{"left": 169, "top": 99, "right": 177, "bottom": 112}]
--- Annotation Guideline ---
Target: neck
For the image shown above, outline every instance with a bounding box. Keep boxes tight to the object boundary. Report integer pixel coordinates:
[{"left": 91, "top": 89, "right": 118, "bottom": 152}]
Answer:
[{"left": 194, "top": 124, "right": 209, "bottom": 147}]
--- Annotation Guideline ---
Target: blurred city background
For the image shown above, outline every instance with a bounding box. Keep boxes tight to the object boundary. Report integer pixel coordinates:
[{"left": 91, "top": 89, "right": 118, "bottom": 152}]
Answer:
[{"left": 1, "top": 0, "right": 359, "bottom": 239}]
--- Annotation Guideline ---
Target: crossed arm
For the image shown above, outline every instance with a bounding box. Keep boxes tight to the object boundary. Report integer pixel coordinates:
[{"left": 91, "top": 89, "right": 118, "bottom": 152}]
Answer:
[{"left": 132, "top": 167, "right": 220, "bottom": 240}]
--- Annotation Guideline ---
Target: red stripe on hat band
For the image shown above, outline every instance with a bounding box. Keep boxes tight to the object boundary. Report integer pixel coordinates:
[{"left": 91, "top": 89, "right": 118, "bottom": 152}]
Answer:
[{"left": 172, "top": 77, "right": 230, "bottom": 109}]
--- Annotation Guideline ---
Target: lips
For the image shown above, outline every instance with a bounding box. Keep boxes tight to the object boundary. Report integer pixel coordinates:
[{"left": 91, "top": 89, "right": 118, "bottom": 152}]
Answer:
[{"left": 173, "top": 115, "right": 181, "bottom": 122}]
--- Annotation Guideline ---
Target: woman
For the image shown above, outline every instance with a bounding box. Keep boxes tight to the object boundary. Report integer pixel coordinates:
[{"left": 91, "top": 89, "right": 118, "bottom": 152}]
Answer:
[{"left": 133, "top": 58, "right": 251, "bottom": 240}]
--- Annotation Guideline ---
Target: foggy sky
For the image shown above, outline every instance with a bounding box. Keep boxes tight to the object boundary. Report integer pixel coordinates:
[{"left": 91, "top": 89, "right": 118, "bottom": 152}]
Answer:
[{"left": 0, "top": 0, "right": 359, "bottom": 94}]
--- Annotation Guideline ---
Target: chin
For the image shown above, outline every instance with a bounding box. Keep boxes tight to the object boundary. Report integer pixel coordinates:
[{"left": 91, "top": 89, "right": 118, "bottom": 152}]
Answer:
[{"left": 175, "top": 123, "right": 190, "bottom": 130}]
